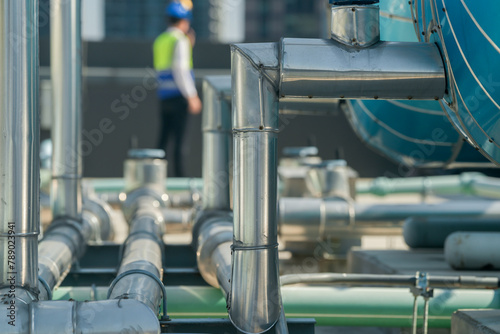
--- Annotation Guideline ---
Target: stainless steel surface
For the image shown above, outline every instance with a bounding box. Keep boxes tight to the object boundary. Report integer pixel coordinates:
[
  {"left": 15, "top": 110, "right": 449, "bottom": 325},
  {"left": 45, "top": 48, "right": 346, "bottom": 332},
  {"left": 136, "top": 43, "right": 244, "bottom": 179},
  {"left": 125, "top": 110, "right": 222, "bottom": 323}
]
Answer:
[
  {"left": 279, "top": 197, "right": 500, "bottom": 244},
  {"left": 30, "top": 300, "right": 160, "bottom": 334},
  {"left": 279, "top": 38, "right": 446, "bottom": 101},
  {"left": 38, "top": 219, "right": 91, "bottom": 300},
  {"left": 196, "top": 218, "right": 233, "bottom": 289},
  {"left": 213, "top": 241, "right": 232, "bottom": 296},
  {"left": 0, "top": 288, "right": 35, "bottom": 333},
  {"left": 82, "top": 195, "right": 115, "bottom": 242},
  {"left": 124, "top": 157, "right": 167, "bottom": 195},
  {"left": 202, "top": 76, "right": 232, "bottom": 210},
  {"left": 279, "top": 99, "right": 341, "bottom": 115},
  {"left": 120, "top": 187, "right": 168, "bottom": 222},
  {"left": 51, "top": 0, "right": 83, "bottom": 220},
  {"left": 0, "top": 0, "right": 40, "bottom": 292},
  {"left": 111, "top": 198, "right": 165, "bottom": 314},
  {"left": 330, "top": 5, "right": 380, "bottom": 47},
  {"left": 161, "top": 207, "right": 193, "bottom": 227},
  {"left": 231, "top": 43, "right": 283, "bottom": 334}
]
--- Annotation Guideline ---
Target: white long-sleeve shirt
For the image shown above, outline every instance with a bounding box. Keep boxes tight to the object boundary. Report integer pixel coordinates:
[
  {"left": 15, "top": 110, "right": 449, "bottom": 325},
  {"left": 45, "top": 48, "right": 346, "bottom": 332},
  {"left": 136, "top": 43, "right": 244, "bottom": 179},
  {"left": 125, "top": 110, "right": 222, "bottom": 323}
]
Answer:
[{"left": 168, "top": 27, "right": 197, "bottom": 99}]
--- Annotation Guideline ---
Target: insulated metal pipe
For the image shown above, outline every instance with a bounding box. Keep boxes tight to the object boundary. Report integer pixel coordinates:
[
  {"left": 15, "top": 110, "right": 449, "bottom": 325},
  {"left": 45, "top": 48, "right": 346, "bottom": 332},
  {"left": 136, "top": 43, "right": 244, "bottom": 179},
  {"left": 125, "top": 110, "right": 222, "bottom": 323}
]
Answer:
[
  {"left": 231, "top": 33, "right": 446, "bottom": 333},
  {"left": 355, "top": 172, "right": 487, "bottom": 197},
  {"left": 196, "top": 216, "right": 233, "bottom": 294},
  {"left": 0, "top": 299, "right": 160, "bottom": 334},
  {"left": 202, "top": 76, "right": 232, "bottom": 210},
  {"left": 0, "top": 0, "right": 40, "bottom": 293},
  {"left": 50, "top": 0, "right": 83, "bottom": 220},
  {"left": 37, "top": 219, "right": 94, "bottom": 300},
  {"left": 110, "top": 198, "right": 165, "bottom": 314},
  {"left": 231, "top": 42, "right": 284, "bottom": 334},
  {"left": 279, "top": 197, "right": 500, "bottom": 242},
  {"left": 445, "top": 232, "right": 500, "bottom": 270},
  {"left": 279, "top": 38, "right": 446, "bottom": 102}
]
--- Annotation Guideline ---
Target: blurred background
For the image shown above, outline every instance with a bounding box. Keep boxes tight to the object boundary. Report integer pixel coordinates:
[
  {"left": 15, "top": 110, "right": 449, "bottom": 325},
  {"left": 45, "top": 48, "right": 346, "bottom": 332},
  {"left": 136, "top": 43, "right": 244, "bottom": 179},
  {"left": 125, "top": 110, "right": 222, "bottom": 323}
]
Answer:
[{"left": 39, "top": 0, "right": 405, "bottom": 178}]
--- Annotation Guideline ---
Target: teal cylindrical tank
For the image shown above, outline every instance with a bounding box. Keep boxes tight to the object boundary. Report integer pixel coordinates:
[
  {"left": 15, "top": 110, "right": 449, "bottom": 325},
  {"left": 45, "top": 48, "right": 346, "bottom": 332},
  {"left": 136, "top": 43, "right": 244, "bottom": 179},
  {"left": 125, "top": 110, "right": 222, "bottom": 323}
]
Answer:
[
  {"left": 343, "top": 0, "right": 489, "bottom": 168},
  {"left": 417, "top": 1, "right": 500, "bottom": 165}
]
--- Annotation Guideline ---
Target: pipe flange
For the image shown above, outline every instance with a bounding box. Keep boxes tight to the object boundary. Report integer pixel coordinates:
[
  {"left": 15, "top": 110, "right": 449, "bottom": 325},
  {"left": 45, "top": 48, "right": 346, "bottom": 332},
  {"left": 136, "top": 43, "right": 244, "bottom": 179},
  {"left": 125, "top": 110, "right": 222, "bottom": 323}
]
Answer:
[{"left": 196, "top": 217, "right": 233, "bottom": 288}]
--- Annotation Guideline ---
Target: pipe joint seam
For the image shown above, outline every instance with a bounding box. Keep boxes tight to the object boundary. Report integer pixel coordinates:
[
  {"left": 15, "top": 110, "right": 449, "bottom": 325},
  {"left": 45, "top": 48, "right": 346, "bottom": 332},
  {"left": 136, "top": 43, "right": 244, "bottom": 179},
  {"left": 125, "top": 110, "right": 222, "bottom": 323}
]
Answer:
[
  {"left": 38, "top": 276, "right": 52, "bottom": 300},
  {"left": 107, "top": 269, "right": 169, "bottom": 320}
]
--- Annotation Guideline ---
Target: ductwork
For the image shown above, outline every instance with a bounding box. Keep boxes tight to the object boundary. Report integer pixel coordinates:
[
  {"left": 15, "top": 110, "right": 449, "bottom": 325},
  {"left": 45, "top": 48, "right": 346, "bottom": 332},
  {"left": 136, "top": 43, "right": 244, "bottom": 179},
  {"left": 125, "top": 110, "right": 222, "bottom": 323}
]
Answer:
[
  {"left": 0, "top": 0, "right": 40, "bottom": 297},
  {"left": 229, "top": 7, "right": 446, "bottom": 327},
  {"left": 231, "top": 42, "right": 283, "bottom": 334}
]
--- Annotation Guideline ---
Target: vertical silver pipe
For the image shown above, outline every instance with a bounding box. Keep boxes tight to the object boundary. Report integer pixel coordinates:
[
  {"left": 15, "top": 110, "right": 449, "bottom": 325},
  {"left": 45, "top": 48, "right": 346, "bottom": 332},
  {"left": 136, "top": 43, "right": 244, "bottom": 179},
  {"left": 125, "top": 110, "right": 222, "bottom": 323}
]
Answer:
[
  {"left": 230, "top": 43, "right": 284, "bottom": 333},
  {"left": 0, "top": 0, "right": 40, "bottom": 292},
  {"left": 202, "top": 76, "right": 232, "bottom": 210},
  {"left": 50, "top": 0, "right": 82, "bottom": 220}
]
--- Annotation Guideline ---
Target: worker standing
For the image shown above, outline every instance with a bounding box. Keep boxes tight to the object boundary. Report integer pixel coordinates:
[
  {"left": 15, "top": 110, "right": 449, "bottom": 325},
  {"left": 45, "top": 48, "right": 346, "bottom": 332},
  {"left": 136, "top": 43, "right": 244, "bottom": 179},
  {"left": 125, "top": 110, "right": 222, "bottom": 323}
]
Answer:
[{"left": 154, "top": 1, "right": 202, "bottom": 177}]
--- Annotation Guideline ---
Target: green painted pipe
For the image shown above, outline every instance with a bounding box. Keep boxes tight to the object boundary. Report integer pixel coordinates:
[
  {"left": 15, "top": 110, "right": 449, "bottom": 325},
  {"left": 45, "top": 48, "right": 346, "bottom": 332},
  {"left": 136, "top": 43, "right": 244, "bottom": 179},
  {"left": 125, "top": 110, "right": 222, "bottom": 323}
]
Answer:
[
  {"left": 355, "top": 172, "right": 486, "bottom": 197},
  {"left": 82, "top": 177, "right": 203, "bottom": 194},
  {"left": 53, "top": 286, "right": 500, "bottom": 328}
]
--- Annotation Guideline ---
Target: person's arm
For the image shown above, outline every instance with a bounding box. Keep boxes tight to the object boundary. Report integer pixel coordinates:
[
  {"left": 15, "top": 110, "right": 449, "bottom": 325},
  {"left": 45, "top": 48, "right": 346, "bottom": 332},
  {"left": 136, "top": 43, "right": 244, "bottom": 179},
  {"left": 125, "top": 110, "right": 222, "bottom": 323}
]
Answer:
[{"left": 171, "top": 36, "right": 202, "bottom": 114}]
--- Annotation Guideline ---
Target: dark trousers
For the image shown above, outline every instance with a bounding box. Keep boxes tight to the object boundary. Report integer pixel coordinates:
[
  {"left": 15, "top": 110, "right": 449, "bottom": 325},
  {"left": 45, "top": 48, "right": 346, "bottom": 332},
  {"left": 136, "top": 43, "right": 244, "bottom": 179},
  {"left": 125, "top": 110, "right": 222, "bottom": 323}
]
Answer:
[{"left": 157, "top": 96, "right": 188, "bottom": 177}]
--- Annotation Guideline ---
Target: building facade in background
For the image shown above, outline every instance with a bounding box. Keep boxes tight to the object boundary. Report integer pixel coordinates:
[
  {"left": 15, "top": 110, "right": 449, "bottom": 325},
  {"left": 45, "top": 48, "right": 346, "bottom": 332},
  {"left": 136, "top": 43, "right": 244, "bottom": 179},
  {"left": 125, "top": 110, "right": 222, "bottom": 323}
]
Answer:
[{"left": 53, "top": 0, "right": 329, "bottom": 43}]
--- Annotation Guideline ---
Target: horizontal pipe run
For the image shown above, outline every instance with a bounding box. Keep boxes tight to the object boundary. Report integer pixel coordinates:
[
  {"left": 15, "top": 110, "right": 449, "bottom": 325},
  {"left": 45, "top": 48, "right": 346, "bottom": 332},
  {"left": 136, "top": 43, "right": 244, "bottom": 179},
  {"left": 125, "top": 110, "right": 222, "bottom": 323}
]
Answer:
[
  {"left": 280, "top": 273, "right": 500, "bottom": 289},
  {"left": 279, "top": 197, "right": 500, "bottom": 244},
  {"left": 0, "top": 297, "right": 160, "bottom": 334},
  {"left": 355, "top": 172, "right": 487, "bottom": 197},
  {"left": 445, "top": 232, "right": 500, "bottom": 270},
  {"left": 38, "top": 219, "right": 92, "bottom": 299},
  {"left": 110, "top": 200, "right": 165, "bottom": 315},
  {"left": 279, "top": 38, "right": 446, "bottom": 101},
  {"left": 53, "top": 286, "right": 500, "bottom": 329},
  {"left": 83, "top": 177, "right": 203, "bottom": 194}
]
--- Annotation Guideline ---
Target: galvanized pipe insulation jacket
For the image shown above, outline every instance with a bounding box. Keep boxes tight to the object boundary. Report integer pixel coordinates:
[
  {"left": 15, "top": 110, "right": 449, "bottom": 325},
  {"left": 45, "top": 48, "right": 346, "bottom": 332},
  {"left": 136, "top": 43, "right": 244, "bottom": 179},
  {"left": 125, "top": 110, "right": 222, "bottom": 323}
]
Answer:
[
  {"left": 50, "top": 0, "right": 83, "bottom": 220},
  {"left": 279, "top": 197, "right": 500, "bottom": 242},
  {"left": 230, "top": 35, "right": 445, "bottom": 333},
  {"left": 110, "top": 197, "right": 165, "bottom": 315},
  {"left": 0, "top": 0, "right": 40, "bottom": 294},
  {"left": 202, "top": 76, "right": 232, "bottom": 211},
  {"left": 231, "top": 42, "right": 283, "bottom": 334},
  {"left": 0, "top": 296, "right": 160, "bottom": 334}
]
